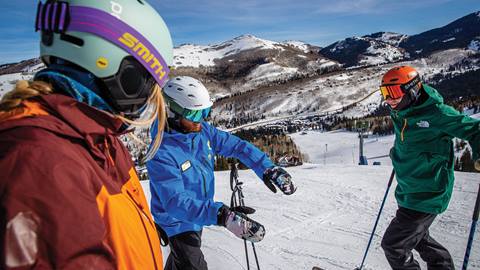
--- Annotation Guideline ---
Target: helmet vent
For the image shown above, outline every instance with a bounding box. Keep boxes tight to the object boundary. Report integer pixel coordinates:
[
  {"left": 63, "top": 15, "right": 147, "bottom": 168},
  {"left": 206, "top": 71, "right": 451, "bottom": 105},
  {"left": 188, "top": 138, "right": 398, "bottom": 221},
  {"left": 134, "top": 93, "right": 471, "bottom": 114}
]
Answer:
[
  {"left": 188, "top": 94, "right": 195, "bottom": 98},
  {"left": 60, "top": 33, "right": 84, "bottom": 47},
  {"left": 136, "top": 0, "right": 145, "bottom": 4},
  {"left": 389, "top": 78, "right": 399, "bottom": 83},
  {"left": 189, "top": 84, "right": 196, "bottom": 87},
  {"left": 177, "top": 87, "right": 184, "bottom": 91}
]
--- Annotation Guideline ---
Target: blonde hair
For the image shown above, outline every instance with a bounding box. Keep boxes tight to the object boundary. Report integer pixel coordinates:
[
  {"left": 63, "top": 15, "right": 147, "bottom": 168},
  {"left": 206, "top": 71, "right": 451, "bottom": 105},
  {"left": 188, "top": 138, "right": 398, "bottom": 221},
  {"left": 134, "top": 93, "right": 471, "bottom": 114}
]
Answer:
[
  {"left": 0, "top": 80, "right": 54, "bottom": 111},
  {"left": 0, "top": 79, "right": 166, "bottom": 162},
  {"left": 116, "top": 84, "right": 166, "bottom": 162}
]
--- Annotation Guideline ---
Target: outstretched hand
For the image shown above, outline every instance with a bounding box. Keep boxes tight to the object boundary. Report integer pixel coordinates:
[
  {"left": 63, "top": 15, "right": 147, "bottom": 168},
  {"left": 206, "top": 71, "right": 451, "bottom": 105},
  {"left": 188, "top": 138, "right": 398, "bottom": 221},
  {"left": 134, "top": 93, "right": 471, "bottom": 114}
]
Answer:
[{"left": 263, "top": 166, "right": 297, "bottom": 195}]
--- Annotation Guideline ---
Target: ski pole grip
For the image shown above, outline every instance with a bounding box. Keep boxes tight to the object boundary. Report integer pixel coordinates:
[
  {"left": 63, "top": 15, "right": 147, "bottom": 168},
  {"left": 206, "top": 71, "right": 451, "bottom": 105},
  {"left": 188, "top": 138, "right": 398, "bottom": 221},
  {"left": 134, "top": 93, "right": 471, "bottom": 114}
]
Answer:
[{"left": 473, "top": 184, "right": 480, "bottom": 222}]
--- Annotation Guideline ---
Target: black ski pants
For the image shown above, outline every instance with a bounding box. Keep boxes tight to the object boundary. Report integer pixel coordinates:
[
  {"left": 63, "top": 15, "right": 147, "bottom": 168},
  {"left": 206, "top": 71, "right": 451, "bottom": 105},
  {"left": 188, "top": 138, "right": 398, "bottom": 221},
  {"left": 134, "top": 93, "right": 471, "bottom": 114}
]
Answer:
[
  {"left": 381, "top": 207, "right": 454, "bottom": 270},
  {"left": 165, "top": 231, "right": 208, "bottom": 270}
]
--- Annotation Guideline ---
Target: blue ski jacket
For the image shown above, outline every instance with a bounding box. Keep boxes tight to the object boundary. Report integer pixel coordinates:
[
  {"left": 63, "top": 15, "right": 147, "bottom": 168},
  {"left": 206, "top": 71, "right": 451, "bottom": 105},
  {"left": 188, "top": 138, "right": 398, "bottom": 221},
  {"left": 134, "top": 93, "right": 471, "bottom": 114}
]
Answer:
[{"left": 146, "top": 122, "right": 274, "bottom": 237}]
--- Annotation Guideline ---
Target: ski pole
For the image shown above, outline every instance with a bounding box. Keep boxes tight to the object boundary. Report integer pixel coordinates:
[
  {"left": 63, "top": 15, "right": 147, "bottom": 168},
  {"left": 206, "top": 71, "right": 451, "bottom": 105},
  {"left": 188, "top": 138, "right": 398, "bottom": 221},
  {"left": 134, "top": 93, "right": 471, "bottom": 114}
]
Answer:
[
  {"left": 230, "top": 161, "right": 261, "bottom": 270},
  {"left": 462, "top": 183, "right": 480, "bottom": 270},
  {"left": 355, "top": 169, "right": 395, "bottom": 270}
]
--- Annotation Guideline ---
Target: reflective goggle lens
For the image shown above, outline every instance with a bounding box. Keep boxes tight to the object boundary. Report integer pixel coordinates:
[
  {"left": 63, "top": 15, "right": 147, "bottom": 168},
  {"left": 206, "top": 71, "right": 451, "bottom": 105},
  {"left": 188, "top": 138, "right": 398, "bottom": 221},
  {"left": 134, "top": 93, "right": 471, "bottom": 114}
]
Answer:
[
  {"left": 182, "top": 107, "right": 211, "bottom": 123},
  {"left": 380, "top": 85, "right": 404, "bottom": 100}
]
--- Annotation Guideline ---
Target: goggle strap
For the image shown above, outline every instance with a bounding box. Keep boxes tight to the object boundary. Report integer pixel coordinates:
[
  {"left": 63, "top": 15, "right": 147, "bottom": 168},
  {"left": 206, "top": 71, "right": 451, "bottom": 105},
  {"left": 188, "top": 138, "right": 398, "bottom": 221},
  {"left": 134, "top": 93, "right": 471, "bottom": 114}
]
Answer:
[{"left": 402, "top": 75, "right": 421, "bottom": 93}]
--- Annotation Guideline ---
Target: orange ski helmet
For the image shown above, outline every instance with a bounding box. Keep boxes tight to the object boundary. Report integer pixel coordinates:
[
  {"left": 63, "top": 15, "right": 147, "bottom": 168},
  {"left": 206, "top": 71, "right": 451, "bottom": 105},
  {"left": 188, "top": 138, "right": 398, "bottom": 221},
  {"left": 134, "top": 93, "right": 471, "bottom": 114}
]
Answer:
[{"left": 380, "top": 66, "right": 422, "bottom": 100}]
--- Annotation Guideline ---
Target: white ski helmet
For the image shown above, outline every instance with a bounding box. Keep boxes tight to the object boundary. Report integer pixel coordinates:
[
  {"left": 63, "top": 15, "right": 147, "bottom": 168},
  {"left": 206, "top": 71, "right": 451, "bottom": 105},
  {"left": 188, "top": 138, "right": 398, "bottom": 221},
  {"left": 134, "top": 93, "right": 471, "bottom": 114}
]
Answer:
[
  {"left": 163, "top": 76, "right": 213, "bottom": 122},
  {"left": 164, "top": 76, "right": 213, "bottom": 110}
]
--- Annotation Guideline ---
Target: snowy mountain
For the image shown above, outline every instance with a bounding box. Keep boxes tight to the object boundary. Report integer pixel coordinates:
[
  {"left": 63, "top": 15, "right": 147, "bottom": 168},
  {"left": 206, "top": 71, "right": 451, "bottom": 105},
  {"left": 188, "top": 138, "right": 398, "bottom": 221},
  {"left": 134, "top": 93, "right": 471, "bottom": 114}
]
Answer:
[
  {"left": 140, "top": 130, "right": 480, "bottom": 269},
  {"left": 0, "top": 58, "right": 43, "bottom": 75},
  {"left": 213, "top": 47, "right": 480, "bottom": 129},
  {"left": 283, "top": 40, "right": 320, "bottom": 53},
  {"left": 400, "top": 11, "right": 480, "bottom": 58},
  {"left": 1, "top": 12, "right": 479, "bottom": 130},
  {"left": 320, "top": 11, "right": 480, "bottom": 68},
  {"left": 172, "top": 34, "right": 341, "bottom": 99},
  {"left": 320, "top": 33, "right": 408, "bottom": 67},
  {"left": 173, "top": 35, "right": 322, "bottom": 68},
  {"left": 173, "top": 35, "right": 286, "bottom": 68}
]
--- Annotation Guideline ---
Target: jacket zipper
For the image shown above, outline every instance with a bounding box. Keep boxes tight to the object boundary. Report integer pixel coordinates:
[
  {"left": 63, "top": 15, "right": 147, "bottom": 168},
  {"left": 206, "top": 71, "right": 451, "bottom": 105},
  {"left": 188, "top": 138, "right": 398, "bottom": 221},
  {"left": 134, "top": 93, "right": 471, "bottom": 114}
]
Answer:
[
  {"left": 401, "top": 118, "right": 407, "bottom": 142},
  {"left": 104, "top": 136, "right": 157, "bottom": 267},
  {"left": 192, "top": 137, "right": 208, "bottom": 198},
  {"left": 126, "top": 191, "right": 159, "bottom": 270},
  {"left": 104, "top": 137, "right": 115, "bottom": 166}
]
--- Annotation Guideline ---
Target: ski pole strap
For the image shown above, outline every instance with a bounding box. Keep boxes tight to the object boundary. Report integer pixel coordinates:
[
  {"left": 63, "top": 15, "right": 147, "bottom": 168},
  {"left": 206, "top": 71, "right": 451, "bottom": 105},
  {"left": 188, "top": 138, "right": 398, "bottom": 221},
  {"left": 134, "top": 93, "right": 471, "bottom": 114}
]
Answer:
[
  {"left": 230, "top": 162, "right": 238, "bottom": 191},
  {"left": 154, "top": 222, "right": 169, "bottom": 247}
]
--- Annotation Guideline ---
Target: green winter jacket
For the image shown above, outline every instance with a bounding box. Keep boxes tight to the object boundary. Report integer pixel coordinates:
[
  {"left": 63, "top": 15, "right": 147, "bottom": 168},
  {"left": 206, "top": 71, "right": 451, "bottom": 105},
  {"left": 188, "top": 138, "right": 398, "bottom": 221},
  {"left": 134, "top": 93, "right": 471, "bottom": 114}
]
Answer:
[{"left": 390, "top": 84, "right": 480, "bottom": 214}]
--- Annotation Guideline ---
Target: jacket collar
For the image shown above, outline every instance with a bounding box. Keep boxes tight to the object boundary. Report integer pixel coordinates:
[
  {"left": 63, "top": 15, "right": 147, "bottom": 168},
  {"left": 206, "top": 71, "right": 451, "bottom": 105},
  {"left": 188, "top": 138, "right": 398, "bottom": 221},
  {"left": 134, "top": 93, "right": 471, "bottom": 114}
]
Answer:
[
  {"left": 394, "top": 84, "right": 442, "bottom": 117},
  {"left": 0, "top": 94, "right": 126, "bottom": 161}
]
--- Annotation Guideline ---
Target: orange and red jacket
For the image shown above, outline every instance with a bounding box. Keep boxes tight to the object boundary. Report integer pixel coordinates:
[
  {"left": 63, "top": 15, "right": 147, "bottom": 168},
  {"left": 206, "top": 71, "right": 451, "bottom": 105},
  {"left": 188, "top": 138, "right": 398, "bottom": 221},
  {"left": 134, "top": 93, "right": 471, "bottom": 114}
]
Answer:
[{"left": 0, "top": 94, "right": 163, "bottom": 269}]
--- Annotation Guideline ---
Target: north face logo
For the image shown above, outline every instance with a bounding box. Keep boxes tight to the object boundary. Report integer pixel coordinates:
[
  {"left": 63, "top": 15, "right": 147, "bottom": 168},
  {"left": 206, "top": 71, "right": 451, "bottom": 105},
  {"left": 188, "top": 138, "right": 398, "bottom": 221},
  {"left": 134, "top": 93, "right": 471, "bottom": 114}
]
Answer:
[{"left": 416, "top": 121, "right": 430, "bottom": 128}]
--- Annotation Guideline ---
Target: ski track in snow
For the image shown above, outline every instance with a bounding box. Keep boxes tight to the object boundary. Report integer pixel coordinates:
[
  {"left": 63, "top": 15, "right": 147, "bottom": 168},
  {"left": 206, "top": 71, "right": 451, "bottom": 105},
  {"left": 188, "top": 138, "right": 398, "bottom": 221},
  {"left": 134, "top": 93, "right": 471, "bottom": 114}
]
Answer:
[{"left": 140, "top": 130, "right": 480, "bottom": 270}]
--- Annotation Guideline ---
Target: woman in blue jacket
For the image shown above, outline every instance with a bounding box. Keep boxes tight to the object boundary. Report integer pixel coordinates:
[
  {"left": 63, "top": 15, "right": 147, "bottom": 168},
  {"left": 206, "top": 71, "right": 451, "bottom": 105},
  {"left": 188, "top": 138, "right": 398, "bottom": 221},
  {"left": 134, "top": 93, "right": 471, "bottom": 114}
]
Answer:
[{"left": 147, "top": 76, "right": 296, "bottom": 270}]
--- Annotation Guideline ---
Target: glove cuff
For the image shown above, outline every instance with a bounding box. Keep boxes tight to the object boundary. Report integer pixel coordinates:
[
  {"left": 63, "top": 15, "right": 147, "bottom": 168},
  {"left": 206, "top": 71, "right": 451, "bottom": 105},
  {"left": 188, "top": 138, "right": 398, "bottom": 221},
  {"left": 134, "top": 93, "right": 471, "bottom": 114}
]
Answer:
[
  {"left": 217, "top": 205, "right": 230, "bottom": 226},
  {"left": 263, "top": 166, "right": 275, "bottom": 181}
]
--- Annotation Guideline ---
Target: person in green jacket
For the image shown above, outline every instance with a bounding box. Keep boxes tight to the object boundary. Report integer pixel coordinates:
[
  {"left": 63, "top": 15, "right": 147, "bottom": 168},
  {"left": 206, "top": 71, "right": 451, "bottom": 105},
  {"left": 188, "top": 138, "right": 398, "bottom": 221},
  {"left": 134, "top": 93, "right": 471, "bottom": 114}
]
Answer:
[{"left": 379, "top": 65, "right": 480, "bottom": 270}]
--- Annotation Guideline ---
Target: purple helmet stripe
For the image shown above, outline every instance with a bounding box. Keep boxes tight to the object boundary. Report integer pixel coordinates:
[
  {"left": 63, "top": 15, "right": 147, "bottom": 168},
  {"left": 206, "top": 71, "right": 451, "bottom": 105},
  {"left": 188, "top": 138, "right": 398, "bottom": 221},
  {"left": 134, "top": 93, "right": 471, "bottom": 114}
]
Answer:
[
  {"left": 58, "top": 2, "right": 67, "bottom": 31},
  {"left": 68, "top": 6, "right": 170, "bottom": 87},
  {"left": 51, "top": 3, "right": 58, "bottom": 31},
  {"left": 44, "top": 3, "right": 51, "bottom": 30},
  {"left": 36, "top": 2, "right": 44, "bottom": 31}
]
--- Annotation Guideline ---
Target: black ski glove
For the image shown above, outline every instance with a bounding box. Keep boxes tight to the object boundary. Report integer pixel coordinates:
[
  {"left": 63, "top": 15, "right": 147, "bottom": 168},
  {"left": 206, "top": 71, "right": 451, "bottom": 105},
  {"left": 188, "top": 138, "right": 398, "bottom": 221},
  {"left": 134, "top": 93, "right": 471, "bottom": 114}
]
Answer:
[
  {"left": 217, "top": 205, "right": 265, "bottom": 243},
  {"left": 263, "top": 166, "right": 297, "bottom": 195}
]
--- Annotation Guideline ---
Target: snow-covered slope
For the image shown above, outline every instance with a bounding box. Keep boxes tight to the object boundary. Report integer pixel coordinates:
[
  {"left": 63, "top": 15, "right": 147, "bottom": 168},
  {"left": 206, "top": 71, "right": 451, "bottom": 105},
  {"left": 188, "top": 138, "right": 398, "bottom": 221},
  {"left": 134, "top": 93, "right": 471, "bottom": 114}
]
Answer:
[
  {"left": 140, "top": 130, "right": 480, "bottom": 269},
  {"left": 291, "top": 130, "right": 394, "bottom": 166},
  {"left": 370, "top": 32, "right": 408, "bottom": 47},
  {"left": 214, "top": 46, "right": 480, "bottom": 129},
  {"left": 320, "top": 33, "right": 407, "bottom": 67},
  {"left": 283, "top": 40, "right": 315, "bottom": 53},
  {"left": 245, "top": 63, "right": 299, "bottom": 87},
  {"left": 468, "top": 38, "right": 480, "bottom": 51},
  {"left": 173, "top": 35, "right": 285, "bottom": 68},
  {"left": 359, "top": 41, "right": 405, "bottom": 66},
  {"left": 0, "top": 73, "right": 32, "bottom": 99}
]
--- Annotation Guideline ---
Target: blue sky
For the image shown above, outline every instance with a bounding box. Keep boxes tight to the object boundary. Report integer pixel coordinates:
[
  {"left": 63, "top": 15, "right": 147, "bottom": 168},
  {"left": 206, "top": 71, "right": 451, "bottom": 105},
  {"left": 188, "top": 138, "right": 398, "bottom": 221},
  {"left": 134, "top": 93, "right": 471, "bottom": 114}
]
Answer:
[{"left": 0, "top": 0, "right": 479, "bottom": 64}]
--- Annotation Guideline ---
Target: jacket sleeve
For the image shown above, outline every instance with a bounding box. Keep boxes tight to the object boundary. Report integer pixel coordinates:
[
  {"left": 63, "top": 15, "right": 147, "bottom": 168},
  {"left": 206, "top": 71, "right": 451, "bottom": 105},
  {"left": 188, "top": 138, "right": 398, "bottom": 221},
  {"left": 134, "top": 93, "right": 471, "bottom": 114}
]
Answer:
[
  {"left": 207, "top": 124, "right": 274, "bottom": 178},
  {"left": 0, "top": 146, "right": 115, "bottom": 269},
  {"left": 436, "top": 104, "right": 480, "bottom": 159},
  {"left": 147, "top": 155, "right": 223, "bottom": 226}
]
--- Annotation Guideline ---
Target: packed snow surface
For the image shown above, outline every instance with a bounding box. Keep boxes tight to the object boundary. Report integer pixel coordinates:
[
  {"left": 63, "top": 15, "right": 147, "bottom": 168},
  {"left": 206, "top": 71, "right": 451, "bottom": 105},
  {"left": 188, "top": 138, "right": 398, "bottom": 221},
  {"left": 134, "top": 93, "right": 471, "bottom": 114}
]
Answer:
[{"left": 141, "top": 130, "right": 480, "bottom": 270}]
